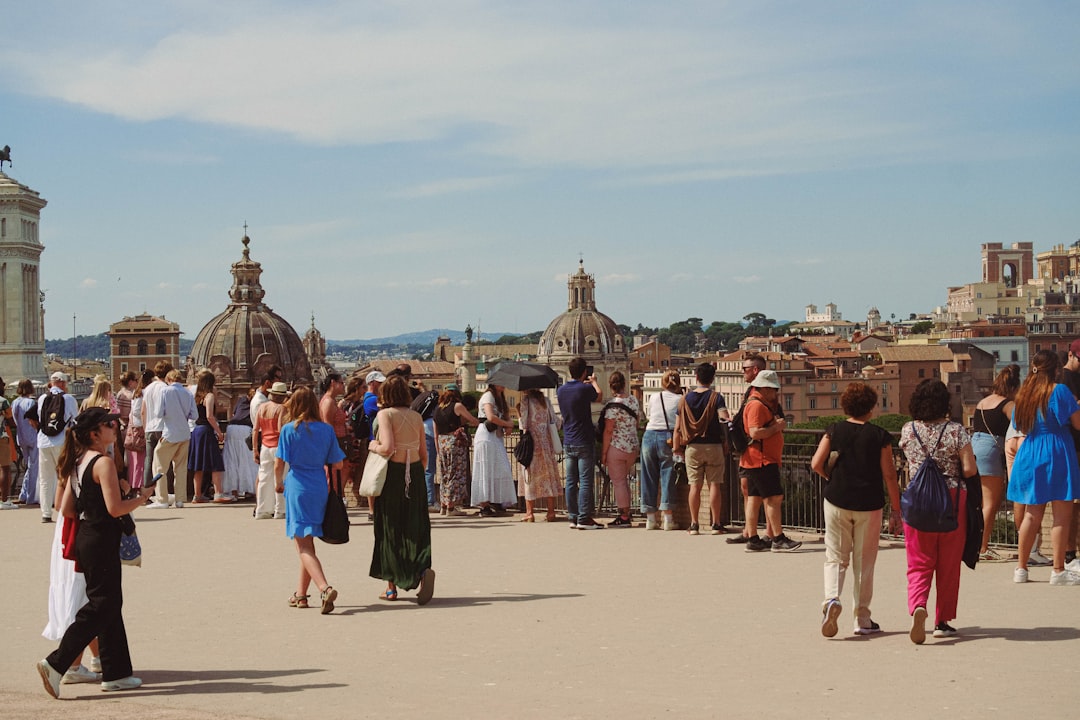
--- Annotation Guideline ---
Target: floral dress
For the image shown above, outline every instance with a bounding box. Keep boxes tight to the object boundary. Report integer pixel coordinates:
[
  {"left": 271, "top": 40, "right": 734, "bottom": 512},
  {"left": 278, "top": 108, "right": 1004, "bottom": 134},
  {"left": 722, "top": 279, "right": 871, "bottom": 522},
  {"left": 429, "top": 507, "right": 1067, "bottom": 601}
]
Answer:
[{"left": 518, "top": 394, "right": 562, "bottom": 501}]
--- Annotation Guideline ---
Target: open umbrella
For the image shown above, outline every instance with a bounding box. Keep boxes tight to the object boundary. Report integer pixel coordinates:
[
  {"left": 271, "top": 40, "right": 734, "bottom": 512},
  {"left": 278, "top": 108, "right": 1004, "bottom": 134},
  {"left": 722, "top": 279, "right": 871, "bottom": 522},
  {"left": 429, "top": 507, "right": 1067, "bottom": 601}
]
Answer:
[{"left": 485, "top": 361, "right": 561, "bottom": 391}]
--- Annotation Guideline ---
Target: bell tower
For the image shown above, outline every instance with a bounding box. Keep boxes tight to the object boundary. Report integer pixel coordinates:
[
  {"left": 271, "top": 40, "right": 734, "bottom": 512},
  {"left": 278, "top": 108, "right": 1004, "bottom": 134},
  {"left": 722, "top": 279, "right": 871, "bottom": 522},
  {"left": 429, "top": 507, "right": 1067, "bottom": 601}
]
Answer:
[{"left": 0, "top": 166, "right": 46, "bottom": 381}]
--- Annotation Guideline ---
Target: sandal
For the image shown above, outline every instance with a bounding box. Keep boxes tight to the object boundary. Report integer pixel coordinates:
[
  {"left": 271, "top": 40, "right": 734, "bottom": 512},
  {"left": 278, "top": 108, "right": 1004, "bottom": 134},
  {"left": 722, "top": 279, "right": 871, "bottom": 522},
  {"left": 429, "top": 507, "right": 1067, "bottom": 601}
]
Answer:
[
  {"left": 545, "top": 513, "right": 557, "bottom": 522},
  {"left": 319, "top": 586, "right": 337, "bottom": 615},
  {"left": 380, "top": 588, "right": 398, "bottom": 601},
  {"left": 288, "top": 592, "right": 309, "bottom": 609},
  {"left": 519, "top": 515, "right": 535, "bottom": 522},
  {"left": 417, "top": 568, "right": 435, "bottom": 606}
]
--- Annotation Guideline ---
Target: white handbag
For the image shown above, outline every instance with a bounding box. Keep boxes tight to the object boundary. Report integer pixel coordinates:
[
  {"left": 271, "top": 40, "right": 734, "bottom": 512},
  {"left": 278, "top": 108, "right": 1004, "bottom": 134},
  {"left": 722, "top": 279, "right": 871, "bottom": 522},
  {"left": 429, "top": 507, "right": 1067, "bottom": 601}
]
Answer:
[
  {"left": 547, "top": 406, "right": 562, "bottom": 454},
  {"left": 358, "top": 452, "right": 388, "bottom": 497}
]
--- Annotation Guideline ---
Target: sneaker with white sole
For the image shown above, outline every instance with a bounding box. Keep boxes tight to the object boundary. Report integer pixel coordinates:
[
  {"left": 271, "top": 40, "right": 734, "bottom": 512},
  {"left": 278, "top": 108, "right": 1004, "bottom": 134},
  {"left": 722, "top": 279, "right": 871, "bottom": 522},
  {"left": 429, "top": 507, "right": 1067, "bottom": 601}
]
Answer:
[
  {"left": 662, "top": 514, "right": 675, "bottom": 531},
  {"left": 101, "top": 676, "right": 142, "bottom": 692},
  {"left": 1013, "top": 567, "right": 1029, "bottom": 583},
  {"left": 1028, "top": 551, "right": 1052, "bottom": 567},
  {"left": 910, "top": 606, "right": 927, "bottom": 645},
  {"left": 644, "top": 514, "right": 658, "bottom": 531},
  {"left": 821, "top": 598, "right": 841, "bottom": 638},
  {"left": 89, "top": 656, "right": 102, "bottom": 673},
  {"left": 933, "top": 622, "right": 958, "bottom": 638},
  {"left": 1065, "top": 558, "right": 1080, "bottom": 573},
  {"left": 37, "top": 659, "right": 62, "bottom": 699},
  {"left": 853, "top": 621, "right": 881, "bottom": 636},
  {"left": 771, "top": 534, "right": 803, "bottom": 552},
  {"left": 146, "top": 501, "right": 171, "bottom": 509},
  {"left": 1049, "top": 568, "right": 1080, "bottom": 586},
  {"left": 62, "top": 664, "right": 101, "bottom": 684}
]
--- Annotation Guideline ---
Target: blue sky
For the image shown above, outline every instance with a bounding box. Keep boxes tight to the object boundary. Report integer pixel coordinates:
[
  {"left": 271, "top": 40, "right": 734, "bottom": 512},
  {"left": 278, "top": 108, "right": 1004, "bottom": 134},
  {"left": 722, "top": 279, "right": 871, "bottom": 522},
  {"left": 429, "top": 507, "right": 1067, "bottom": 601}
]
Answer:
[{"left": 2, "top": 1, "right": 1078, "bottom": 341}]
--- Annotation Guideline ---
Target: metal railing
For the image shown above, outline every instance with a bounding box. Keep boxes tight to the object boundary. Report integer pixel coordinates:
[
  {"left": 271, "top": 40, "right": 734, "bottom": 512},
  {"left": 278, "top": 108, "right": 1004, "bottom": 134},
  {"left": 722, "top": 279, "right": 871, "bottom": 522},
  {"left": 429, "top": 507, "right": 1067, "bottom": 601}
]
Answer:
[{"left": 494, "top": 429, "right": 1019, "bottom": 548}]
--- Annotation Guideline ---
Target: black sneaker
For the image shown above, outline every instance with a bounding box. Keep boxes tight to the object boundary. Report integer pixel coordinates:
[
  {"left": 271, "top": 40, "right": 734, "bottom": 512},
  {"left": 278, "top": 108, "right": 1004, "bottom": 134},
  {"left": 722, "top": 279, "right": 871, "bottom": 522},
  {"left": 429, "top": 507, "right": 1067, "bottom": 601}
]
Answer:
[
  {"left": 771, "top": 534, "right": 803, "bottom": 552},
  {"left": 932, "top": 622, "right": 958, "bottom": 638},
  {"left": 745, "top": 536, "right": 771, "bottom": 552},
  {"left": 726, "top": 534, "right": 751, "bottom": 545},
  {"left": 1067, "top": 551, "right": 1077, "bottom": 564},
  {"left": 687, "top": 523, "right": 700, "bottom": 535},
  {"left": 576, "top": 518, "right": 604, "bottom": 530},
  {"left": 479, "top": 506, "right": 496, "bottom": 517},
  {"left": 710, "top": 523, "right": 728, "bottom": 535},
  {"left": 608, "top": 515, "right": 633, "bottom": 528}
]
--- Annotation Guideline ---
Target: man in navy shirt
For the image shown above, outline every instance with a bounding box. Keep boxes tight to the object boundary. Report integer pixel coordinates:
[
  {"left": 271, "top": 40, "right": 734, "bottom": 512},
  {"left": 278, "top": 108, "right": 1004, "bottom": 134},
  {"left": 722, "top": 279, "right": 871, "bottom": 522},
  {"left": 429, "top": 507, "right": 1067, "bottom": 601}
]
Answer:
[{"left": 556, "top": 358, "right": 602, "bottom": 529}]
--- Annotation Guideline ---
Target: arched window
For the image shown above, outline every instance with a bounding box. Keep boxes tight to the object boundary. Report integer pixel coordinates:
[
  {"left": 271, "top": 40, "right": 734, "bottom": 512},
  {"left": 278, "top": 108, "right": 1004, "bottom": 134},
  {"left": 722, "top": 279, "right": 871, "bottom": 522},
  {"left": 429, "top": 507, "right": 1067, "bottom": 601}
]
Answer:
[
  {"left": 118, "top": 340, "right": 129, "bottom": 356},
  {"left": 156, "top": 340, "right": 166, "bottom": 354},
  {"left": 137, "top": 340, "right": 148, "bottom": 355}
]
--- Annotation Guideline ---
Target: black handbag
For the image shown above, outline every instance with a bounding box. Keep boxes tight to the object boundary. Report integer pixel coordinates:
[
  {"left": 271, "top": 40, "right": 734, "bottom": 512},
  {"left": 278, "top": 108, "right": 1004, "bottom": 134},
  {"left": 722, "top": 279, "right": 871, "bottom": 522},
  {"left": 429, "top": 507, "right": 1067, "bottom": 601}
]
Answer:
[
  {"left": 514, "top": 430, "right": 535, "bottom": 468},
  {"left": 320, "top": 490, "right": 350, "bottom": 545}
]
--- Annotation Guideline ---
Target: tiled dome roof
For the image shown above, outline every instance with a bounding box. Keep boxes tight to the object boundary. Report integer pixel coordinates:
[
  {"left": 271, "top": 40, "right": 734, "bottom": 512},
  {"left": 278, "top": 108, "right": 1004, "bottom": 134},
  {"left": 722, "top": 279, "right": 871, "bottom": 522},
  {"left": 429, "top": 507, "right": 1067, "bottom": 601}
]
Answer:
[
  {"left": 189, "top": 235, "right": 312, "bottom": 385},
  {"left": 537, "top": 261, "right": 626, "bottom": 359}
]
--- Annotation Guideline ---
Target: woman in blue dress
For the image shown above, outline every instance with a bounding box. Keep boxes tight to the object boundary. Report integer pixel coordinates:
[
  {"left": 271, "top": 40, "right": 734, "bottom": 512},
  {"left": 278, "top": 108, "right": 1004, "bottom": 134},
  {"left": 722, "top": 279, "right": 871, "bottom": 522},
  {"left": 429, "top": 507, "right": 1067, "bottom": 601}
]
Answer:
[
  {"left": 274, "top": 386, "right": 345, "bottom": 613},
  {"left": 1008, "top": 350, "right": 1080, "bottom": 585}
]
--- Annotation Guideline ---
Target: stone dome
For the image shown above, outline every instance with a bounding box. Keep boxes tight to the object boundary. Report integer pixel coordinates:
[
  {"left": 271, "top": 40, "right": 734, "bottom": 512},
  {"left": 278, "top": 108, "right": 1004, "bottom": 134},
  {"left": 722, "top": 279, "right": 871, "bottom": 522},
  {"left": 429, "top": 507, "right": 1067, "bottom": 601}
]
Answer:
[
  {"left": 189, "top": 235, "right": 312, "bottom": 398},
  {"left": 537, "top": 261, "right": 626, "bottom": 360}
]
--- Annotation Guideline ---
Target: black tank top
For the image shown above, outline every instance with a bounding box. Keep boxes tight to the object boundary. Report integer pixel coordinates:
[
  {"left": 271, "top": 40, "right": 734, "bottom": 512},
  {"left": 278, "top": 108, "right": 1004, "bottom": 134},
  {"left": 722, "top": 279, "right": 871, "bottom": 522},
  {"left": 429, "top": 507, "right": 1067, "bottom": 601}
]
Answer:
[
  {"left": 434, "top": 405, "right": 462, "bottom": 434},
  {"left": 972, "top": 398, "right": 1010, "bottom": 436}
]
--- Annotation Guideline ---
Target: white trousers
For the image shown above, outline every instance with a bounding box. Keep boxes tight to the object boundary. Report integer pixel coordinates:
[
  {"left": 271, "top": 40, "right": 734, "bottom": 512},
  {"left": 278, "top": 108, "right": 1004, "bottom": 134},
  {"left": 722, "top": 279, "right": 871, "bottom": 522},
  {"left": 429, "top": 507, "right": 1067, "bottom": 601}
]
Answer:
[
  {"left": 255, "top": 444, "right": 285, "bottom": 518},
  {"left": 823, "top": 498, "right": 883, "bottom": 628}
]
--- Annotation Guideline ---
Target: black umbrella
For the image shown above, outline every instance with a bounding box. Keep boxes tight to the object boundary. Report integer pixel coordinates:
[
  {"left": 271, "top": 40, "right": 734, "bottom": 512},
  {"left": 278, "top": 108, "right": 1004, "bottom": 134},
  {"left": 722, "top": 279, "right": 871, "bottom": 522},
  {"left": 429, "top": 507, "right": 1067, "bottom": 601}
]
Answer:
[{"left": 485, "top": 361, "right": 561, "bottom": 391}]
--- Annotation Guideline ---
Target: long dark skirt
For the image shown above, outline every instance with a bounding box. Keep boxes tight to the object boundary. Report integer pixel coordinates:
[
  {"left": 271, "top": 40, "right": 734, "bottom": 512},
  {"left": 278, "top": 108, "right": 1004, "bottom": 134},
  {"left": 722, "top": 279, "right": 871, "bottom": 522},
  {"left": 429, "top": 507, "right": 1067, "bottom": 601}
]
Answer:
[{"left": 370, "top": 460, "right": 432, "bottom": 591}]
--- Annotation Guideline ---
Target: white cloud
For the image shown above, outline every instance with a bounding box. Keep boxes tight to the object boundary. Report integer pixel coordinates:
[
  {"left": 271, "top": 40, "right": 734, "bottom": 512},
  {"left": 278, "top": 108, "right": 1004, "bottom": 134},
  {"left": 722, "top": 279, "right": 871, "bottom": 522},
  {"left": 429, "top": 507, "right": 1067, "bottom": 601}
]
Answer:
[
  {"left": 732, "top": 275, "right": 761, "bottom": 284},
  {"left": 80, "top": 278, "right": 98, "bottom": 288},
  {"left": 389, "top": 175, "right": 520, "bottom": 199},
  {"left": 793, "top": 258, "right": 823, "bottom": 266},
  {"left": 6, "top": 3, "right": 1071, "bottom": 174}
]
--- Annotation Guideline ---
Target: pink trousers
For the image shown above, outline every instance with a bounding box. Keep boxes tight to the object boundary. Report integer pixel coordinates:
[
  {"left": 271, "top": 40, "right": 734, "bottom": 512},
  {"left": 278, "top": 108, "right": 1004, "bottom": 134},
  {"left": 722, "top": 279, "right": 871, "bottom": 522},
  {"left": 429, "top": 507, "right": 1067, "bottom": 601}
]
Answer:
[
  {"left": 604, "top": 447, "right": 635, "bottom": 510},
  {"left": 904, "top": 488, "right": 967, "bottom": 624}
]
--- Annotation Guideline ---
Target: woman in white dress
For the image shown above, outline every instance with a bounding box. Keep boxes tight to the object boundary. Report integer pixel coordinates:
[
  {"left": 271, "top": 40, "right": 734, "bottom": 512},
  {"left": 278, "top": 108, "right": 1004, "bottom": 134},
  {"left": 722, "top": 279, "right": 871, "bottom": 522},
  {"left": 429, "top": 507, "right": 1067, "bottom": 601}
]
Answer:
[
  {"left": 471, "top": 383, "right": 517, "bottom": 516},
  {"left": 223, "top": 390, "right": 258, "bottom": 498},
  {"left": 42, "top": 464, "right": 101, "bottom": 685}
]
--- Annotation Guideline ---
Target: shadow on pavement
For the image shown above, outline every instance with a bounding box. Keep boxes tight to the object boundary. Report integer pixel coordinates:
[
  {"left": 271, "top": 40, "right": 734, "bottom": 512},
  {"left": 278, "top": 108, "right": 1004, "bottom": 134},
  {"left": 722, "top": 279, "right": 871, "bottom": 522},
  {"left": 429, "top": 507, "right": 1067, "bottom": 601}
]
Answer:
[
  {"left": 337, "top": 592, "right": 584, "bottom": 614},
  {"left": 79, "top": 668, "right": 343, "bottom": 697}
]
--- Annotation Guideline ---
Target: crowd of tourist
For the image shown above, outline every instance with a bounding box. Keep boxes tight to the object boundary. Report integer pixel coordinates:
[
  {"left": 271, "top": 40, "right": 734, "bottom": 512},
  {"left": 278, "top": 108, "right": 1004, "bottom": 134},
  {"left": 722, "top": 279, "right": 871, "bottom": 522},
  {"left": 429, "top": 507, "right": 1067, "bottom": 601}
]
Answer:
[{"left": 13, "top": 346, "right": 1080, "bottom": 698}]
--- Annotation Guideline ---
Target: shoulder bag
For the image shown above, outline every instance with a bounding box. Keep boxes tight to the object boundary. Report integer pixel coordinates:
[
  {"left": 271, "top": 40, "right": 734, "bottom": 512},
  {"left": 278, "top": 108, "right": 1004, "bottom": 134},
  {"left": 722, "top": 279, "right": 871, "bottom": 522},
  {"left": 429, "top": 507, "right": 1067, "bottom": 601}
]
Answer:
[
  {"left": 359, "top": 412, "right": 391, "bottom": 497},
  {"left": 320, "top": 489, "right": 350, "bottom": 544}
]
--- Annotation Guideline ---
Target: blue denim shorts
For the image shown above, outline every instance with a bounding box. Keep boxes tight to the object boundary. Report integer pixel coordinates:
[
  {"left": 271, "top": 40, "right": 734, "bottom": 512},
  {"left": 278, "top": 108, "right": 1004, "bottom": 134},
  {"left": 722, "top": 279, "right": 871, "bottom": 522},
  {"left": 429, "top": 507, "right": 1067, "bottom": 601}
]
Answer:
[{"left": 971, "top": 432, "right": 1005, "bottom": 477}]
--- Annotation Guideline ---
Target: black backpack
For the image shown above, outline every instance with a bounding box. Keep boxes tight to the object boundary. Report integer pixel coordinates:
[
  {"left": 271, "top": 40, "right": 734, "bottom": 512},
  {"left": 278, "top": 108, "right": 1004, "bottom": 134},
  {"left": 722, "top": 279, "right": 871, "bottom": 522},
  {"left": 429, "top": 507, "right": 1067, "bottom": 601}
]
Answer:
[
  {"left": 348, "top": 402, "right": 372, "bottom": 441},
  {"left": 595, "top": 400, "right": 638, "bottom": 441},
  {"left": 40, "top": 392, "right": 68, "bottom": 437},
  {"left": 410, "top": 390, "right": 438, "bottom": 420},
  {"left": 900, "top": 423, "right": 958, "bottom": 533},
  {"left": 727, "top": 397, "right": 767, "bottom": 454}
]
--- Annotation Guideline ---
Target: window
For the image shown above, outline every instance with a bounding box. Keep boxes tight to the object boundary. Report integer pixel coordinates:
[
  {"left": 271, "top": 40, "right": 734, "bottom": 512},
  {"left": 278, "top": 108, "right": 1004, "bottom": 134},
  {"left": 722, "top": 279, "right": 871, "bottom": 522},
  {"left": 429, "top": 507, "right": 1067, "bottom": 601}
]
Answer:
[
  {"left": 118, "top": 340, "right": 129, "bottom": 356},
  {"left": 808, "top": 383, "right": 816, "bottom": 393},
  {"left": 993, "top": 351, "right": 1000, "bottom": 359},
  {"left": 1035, "top": 344, "right": 1042, "bottom": 352},
  {"left": 809, "top": 397, "right": 817, "bottom": 410},
  {"left": 831, "top": 397, "right": 839, "bottom": 409},
  {"left": 784, "top": 394, "right": 793, "bottom": 411},
  {"left": 120, "top": 362, "right": 128, "bottom": 373},
  {"left": 831, "top": 382, "right": 837, "bottom": 392},
  {"left": 156, "top": 340, "right": 166, "bottom": 354},
  {"left": 137, "top": 340, "right": 148, "bottom": 355},
  {"left": 918, "top": 368, "right": 925, "bottom": 378},
  {"left": 139, "top": 363, "right": 146, "bottom": 371},
  {"left": 1011, "top": 350, "right": 1019, "bottom": 361}
]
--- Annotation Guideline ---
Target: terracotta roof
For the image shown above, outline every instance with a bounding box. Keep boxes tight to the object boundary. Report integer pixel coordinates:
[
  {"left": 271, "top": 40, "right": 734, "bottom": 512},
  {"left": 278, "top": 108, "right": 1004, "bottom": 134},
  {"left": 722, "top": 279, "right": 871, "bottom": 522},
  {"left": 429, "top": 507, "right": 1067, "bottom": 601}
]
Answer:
[{"left": 877, "top": 346, "right": 954, "bottom": 362}]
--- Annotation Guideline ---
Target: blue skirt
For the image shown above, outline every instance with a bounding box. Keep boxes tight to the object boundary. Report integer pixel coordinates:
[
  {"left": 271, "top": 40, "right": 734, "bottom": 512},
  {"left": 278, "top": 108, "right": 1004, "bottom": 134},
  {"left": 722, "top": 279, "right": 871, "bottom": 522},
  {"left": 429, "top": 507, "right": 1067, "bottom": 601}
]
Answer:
[{"left": 188, "top": 425, "right": 225, "bottom": 474}]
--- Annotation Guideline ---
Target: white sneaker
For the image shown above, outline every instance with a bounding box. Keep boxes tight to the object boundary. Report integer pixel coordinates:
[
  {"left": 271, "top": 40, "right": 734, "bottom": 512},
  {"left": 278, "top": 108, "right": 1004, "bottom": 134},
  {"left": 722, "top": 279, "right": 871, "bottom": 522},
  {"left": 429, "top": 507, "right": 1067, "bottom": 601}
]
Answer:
[
  {"left": 174, "top": 501, "right": 183, "bottom": 508},
  {"left": 1029, "top": 551, "right": 1052, "bottom": 566},
  {"left": 147, "top": 502, "right": 170, "bottom": 509},
  {"left": 1013, "top": 567, "right": 1029, "bottom": 583},
  {"left": 1065, "top": 558, "right": 1080, "bottom": 573},
  {"left": 1049, "top": 568, "right": 1080, "bottom": 586},
  {"left": 253, "top": 512, "right": 272, "bottom": 520},
  {"left": 62, "top": 664, "right": 101, "bottom": 684},
  {"left": 662, "top": 514, "right": 675, "bottom": 531},
  {"left": 0, "top": 500, "right": 16, "bottom": 509},
  {"left": 101, "top": 676, "right": 142, "bottom": 692},
  {"left": 644, "top": 513, "right": 658, "bottom": 530},
  {"left": 89, "top": 656, "right": 102, "bottom": 673},
  {"left": 37, "top": 659, "right": 61, "bottom": 699}
]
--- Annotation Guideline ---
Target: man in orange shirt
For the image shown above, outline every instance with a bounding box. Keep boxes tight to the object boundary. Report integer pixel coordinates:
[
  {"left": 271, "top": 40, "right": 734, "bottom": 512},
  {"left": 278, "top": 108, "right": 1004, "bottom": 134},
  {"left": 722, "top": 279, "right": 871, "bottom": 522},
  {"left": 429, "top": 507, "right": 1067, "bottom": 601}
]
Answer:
[{"left": 740, "top": 370, "right": 802, "bottom": 552}]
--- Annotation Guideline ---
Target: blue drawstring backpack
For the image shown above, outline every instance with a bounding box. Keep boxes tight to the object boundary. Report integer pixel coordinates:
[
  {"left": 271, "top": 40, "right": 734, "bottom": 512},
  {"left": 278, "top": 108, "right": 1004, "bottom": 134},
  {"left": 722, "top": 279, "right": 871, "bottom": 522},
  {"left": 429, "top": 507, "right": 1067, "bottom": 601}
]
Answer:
[{"left": 900, "top": 423, "right": 959, "bottom": 533}]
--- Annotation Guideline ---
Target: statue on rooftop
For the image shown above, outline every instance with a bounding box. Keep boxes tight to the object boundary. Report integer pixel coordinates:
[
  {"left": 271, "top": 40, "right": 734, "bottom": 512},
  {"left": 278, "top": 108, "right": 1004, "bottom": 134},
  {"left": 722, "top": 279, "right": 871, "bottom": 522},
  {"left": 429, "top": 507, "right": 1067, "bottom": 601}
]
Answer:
[{"left": 0, "top": 145, "right": 10, "bottom": 171}]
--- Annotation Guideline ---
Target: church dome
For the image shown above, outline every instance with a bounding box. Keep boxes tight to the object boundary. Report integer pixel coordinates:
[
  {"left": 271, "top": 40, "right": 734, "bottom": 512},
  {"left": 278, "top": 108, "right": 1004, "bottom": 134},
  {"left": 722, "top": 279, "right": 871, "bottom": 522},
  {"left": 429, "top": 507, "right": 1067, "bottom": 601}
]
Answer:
[
  {"left": 190, "top": 234, "right": 312, "bottom": 388},
  {"left": 537, "top": 261, "right": 626, "bottom": 359}
]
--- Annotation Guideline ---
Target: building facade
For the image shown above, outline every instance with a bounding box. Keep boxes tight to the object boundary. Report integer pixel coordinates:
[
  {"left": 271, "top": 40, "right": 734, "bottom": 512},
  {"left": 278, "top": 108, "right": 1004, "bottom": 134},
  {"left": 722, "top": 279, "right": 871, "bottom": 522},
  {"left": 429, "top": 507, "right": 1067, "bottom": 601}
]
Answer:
[
  {"left": 107, "top": 314, "right": 181, "bottom": 382},
  {"left": 0, "top": 171, "right": 46, "bottom": 381}
]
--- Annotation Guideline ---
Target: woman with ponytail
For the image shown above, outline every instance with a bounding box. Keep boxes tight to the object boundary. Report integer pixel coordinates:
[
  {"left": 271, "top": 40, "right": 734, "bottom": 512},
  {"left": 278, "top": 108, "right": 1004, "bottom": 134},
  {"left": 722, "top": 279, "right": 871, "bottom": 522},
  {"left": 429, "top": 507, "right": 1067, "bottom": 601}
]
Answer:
[
  {"left": 37, "top": 408, "right": 156, "bottom": 699},
  {"left": 1008, "top": 350, "right": 1080, "bottom": 585}
]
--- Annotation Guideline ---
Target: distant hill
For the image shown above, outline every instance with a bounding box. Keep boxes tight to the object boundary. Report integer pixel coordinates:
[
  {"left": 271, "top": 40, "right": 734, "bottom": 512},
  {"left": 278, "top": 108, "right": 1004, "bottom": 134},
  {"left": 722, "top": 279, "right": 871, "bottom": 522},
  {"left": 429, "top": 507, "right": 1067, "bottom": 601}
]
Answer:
[{"left": 331, "top": 329, "right": 517, "bottom": 346}]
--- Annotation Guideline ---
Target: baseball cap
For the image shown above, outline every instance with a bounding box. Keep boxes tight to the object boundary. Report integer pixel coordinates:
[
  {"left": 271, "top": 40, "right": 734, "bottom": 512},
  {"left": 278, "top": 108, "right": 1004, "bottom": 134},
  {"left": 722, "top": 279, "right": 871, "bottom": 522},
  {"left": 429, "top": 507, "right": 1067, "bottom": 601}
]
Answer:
[
  {"left": 366, "top": 371, "right": 386, "bottom": 384},
  {"left": 50, "top": 371, "right": 70, "bottom": 383}
]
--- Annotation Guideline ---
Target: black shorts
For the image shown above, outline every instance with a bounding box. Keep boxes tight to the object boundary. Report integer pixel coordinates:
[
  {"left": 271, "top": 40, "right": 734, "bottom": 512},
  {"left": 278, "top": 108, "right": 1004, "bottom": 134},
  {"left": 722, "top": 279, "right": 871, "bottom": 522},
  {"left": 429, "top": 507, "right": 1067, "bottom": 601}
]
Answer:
[{"left": 744, "top": 464, "right": 783, "bottom": 498}]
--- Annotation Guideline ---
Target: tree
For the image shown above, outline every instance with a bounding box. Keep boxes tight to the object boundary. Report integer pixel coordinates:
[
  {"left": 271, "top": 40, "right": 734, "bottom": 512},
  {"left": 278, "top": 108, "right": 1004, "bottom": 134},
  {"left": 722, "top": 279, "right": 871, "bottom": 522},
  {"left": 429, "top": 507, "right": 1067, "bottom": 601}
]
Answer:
[{"left": 910, "top": 320, "right": 934, "bottom": 334}]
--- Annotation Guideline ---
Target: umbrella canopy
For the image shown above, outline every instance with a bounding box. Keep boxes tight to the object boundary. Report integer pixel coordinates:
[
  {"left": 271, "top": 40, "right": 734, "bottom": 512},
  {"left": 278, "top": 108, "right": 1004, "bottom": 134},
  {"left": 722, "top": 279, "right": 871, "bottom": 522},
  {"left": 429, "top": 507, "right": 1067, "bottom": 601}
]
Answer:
[{"left": 485, "top": 361, "right": 561, "bottom": 391}]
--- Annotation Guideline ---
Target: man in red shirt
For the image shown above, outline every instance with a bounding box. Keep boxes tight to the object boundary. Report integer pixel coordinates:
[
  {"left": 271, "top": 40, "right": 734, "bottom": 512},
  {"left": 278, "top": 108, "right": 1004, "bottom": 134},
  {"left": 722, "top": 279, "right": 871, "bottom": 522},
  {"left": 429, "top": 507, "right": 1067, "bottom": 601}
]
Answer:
[{"left": 740, "top": 370, "right": 801, "bottom": 552}]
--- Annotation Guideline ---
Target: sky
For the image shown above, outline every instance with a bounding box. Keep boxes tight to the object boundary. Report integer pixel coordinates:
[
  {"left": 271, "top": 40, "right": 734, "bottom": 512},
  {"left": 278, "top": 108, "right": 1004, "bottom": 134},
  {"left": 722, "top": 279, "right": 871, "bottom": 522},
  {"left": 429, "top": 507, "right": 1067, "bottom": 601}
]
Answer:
[{"left": 2, "top": 1, "right": 1079, "bottom": 342}]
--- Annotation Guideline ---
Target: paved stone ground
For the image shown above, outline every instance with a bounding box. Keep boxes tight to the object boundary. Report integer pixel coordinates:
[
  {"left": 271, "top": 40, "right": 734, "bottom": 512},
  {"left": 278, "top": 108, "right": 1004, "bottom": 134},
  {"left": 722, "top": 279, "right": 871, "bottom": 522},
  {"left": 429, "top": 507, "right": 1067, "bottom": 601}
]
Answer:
[{"left": 2, "top": 501, "right": 1079, "bottom": 720}]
